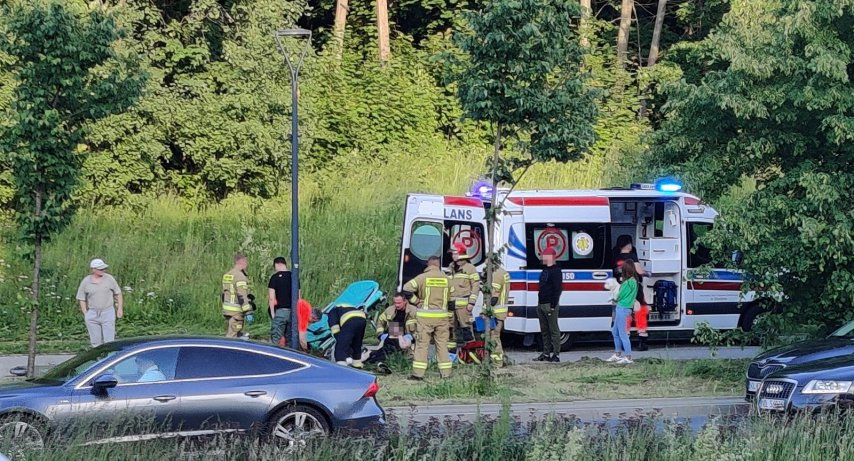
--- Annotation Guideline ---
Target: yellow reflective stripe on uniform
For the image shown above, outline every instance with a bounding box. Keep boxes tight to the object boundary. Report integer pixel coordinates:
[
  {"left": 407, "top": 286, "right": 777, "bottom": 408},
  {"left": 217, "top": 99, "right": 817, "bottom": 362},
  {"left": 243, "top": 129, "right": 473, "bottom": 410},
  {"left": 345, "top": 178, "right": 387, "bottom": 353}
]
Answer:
[
  {"left": 425, "top": 277, "right": 448, "bottom": 287},
  {"left": 405, "top": 319, "right": 417, "bottom": 326},
  {"left": 437, "top": 362, "right": 453, "bottom": 369},
  {"left": 412, "top": 361, "right": 428, "bottom": 369},
  {"left": 340, "top": 310, "right": 366, "bottom": 325},
  {"left": 223, "top": 274, "right": 234, "bottom": 281},
  {"left": 331, "top": 325, "right": 341, "bottom": 334},
  {"left": 235, "top": 281, "right": 248, "bottom": 288},
  {"left": 454, "top": 299, "right": 469, "bottom": 306},
  {"left": 241, "top": 304, "right": 252, "bottom": 312},
  {"left": 493, "top": 307, "right": 508, "bottom": 313},
  {"left": 417, "top": 311, "right": 448, "bottom": 318},
  {"left": 222, "top": 305, "right": 243, "bottom": 313}
]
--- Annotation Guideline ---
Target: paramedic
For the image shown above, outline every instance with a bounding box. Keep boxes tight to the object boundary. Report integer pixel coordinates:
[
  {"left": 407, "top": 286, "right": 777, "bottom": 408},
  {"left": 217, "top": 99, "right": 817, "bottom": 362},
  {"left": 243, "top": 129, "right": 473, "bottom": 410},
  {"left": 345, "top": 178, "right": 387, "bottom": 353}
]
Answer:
[
  {"left": 613, "top": 235, "right": 649, "bottom": 351},
  {"left": 376, "top": 293, "right": 418, "bottom": 338},
  {"left": 487, "top": 264, "right": 511, "bottom": 366},
  {"left": 535, "top": 247, "right": 563, "bottom": 363},
  {"left": 268, "top": 257, "right": 294, "bottom": 347},
  {"left": 328, "top": 304, "right": 367, "bottom": 367},
  {"left": 404, "top": 256, "right": 455, "bottom": 380},
  {"left": 448, "top": 242, "right": 480, "bottom": 349},
  {"left": 305, "top": 308, "right": 331, "bottom": 351},
  {"left": 221, "top": 253, "right": 254, "bottom": 338}
]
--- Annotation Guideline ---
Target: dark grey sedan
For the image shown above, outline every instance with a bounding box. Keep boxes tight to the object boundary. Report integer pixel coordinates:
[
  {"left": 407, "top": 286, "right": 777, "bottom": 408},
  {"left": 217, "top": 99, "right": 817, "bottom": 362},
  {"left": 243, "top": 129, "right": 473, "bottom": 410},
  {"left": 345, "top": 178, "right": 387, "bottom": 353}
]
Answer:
[{"left": 0, "top": 336, "right": 384, "bottom": 453}]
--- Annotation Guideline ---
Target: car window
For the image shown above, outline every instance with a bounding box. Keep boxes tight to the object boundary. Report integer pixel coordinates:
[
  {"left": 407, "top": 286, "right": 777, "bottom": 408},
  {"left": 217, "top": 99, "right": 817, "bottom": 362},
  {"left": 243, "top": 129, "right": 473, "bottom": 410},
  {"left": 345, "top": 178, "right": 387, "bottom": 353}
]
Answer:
[
  {"left": 34, "top": 343, "right": 123, "bottom": 384},
  {"left": 830, "top": 320, "right": 854, "bottom": 338},
  {"left": 108, "top": 348, "right": 180, "bottom": 384},
  {"left": 175, "top": 347, "right": 302, "bottom": 380}
]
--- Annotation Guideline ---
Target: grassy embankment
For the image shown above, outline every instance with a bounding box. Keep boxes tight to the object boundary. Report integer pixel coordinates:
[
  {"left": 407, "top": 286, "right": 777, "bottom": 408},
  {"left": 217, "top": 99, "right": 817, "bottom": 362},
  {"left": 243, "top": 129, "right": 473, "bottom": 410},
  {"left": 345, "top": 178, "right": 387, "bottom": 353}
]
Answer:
[
  {"left": 0, "top": 144, "right": 608, "bottom": 351},
  {"left": 6, "top": 410, "right": 854, "bottom": 460}
]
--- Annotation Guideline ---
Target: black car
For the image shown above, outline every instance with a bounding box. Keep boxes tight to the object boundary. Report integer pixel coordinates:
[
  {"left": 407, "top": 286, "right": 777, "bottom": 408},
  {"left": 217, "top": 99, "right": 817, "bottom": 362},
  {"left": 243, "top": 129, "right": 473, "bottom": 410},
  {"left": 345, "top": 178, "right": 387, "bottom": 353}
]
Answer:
[
  {"left": 745, "top": 320, "right": 854, "bottom": 399},
  {"left": 755, "top": 355, "right": 854, "bottom": 413}
]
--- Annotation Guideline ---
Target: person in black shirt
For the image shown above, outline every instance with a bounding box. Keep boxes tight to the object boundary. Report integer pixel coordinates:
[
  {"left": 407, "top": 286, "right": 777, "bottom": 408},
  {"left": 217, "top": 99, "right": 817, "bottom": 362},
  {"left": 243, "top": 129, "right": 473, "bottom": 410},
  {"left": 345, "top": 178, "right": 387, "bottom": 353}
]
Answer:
[
  {"left": 613, "top": 235, "right": 649, "bottom": 351},
  {"left": 535, "top": 247, "right": 564, "bottom": 363},
  {"left": 268, "top": 257, "right": 294, "bottom": 347}
]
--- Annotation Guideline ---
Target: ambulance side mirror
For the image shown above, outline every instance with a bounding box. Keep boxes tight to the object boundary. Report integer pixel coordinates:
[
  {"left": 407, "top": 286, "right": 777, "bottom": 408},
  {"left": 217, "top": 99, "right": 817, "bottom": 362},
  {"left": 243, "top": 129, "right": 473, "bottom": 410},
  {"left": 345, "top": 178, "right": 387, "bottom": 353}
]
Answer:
[{"left": 731, "top": 250, "right": 744, "bottom": 266}]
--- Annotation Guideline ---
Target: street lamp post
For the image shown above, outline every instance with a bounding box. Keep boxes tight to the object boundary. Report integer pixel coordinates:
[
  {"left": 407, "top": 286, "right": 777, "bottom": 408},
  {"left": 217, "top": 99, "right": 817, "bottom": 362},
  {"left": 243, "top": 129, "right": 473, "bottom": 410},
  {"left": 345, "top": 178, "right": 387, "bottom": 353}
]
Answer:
[{"left": 275, "top": 28, "right": 312, "bottom": 350}]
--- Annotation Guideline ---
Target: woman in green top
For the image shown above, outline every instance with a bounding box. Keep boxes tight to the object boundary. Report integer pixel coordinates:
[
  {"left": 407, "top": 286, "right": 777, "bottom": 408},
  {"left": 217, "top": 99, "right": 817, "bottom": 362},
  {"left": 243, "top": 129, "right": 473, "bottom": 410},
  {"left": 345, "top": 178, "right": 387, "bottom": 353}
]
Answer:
[{"left": 607, "top": 262, "right": 638, "bottom": 364}]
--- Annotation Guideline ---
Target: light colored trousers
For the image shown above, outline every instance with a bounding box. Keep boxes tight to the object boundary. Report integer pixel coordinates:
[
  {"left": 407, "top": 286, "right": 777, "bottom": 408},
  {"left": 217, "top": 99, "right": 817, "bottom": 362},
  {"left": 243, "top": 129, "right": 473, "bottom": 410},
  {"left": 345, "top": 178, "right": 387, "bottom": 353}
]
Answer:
[{"left": 85, "top": 308, "right": 116, "bottom": 347}]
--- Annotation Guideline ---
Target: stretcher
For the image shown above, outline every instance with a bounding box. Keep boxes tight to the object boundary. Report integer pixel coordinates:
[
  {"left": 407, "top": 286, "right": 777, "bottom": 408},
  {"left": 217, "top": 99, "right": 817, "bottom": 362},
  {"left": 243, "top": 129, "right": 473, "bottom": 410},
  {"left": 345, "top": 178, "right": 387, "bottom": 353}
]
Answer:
[{"left": 313, "top": 280, "right": 387, "bottom": 357}]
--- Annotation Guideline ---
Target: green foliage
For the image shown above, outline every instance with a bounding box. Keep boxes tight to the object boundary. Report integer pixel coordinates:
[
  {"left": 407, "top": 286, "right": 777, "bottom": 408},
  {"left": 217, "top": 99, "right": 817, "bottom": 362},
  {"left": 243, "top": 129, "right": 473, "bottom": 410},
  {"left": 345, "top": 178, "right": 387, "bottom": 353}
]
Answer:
[
  {"left": 650, "top": 0, "right": 854, "bottom": 332},
  {"left": 0, "top": 0, "right": 145, "bottom": 248},
  {"left": 450, "top": 0, "right": 598, "bottom": 166}
]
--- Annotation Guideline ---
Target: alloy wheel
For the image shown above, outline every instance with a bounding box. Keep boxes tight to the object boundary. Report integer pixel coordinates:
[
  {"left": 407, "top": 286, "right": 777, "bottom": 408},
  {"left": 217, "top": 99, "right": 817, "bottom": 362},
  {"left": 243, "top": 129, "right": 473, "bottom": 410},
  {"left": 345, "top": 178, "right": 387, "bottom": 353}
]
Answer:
[
  {"left": 0, "top": 419, "right": 45, "bottom": 458},
  {"left": 272, "top": 411, "right": 326, "bottom": 447}
]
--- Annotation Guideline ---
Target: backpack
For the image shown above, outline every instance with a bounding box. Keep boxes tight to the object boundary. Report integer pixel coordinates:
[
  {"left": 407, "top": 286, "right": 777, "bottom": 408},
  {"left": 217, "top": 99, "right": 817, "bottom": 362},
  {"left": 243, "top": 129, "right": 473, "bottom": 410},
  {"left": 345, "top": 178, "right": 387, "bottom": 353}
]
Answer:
[{"left": 653, "top": 280, "right": 678, "bottom": 313}]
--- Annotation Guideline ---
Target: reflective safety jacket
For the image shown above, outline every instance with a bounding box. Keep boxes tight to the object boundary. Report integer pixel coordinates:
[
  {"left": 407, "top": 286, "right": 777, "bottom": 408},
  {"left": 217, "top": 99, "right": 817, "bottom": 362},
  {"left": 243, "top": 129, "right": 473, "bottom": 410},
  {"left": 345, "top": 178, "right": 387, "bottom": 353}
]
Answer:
[
  {"left": 376, "top": 304, "right": 418, "bottom": 336},
  {"left": 490, "top": 267, "right": 511, "bottom": 320},
  {"left": 450, "top": 261, "right": 480, "bottom": 308},
  {"left": 222, "top": 268, "right": 253, "bottom": 314},
  {"left": 404, "top": 267, "right": 455, "bottom": 319},
  {"left": 327, "top": 305, "right": 367, "bottom": 335}
]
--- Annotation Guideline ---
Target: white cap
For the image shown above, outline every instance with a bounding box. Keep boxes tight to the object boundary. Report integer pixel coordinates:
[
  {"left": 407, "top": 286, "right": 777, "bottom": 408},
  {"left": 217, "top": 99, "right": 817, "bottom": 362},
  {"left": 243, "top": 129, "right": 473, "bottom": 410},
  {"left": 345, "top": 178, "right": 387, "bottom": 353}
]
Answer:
[{"left": 90, "top": 258, "right": 109, "bottom": 270}]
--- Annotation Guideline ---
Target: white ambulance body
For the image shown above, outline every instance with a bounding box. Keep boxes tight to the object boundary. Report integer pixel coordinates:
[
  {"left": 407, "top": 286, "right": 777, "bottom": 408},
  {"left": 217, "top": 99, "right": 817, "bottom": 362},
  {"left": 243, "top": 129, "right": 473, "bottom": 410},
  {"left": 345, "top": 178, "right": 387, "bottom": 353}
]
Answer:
[{"left": 397, "top": 186, "right": 758, "bottom": 351}]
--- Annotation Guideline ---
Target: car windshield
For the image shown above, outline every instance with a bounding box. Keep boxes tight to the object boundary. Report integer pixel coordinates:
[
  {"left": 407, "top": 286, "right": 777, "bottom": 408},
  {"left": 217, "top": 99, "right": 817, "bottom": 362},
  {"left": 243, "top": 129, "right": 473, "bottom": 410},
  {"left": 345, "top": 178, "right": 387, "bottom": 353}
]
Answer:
[
  {"left": 829, "top": 319, "right": 854, "bottom": 338},
  {"left": 31, "top": 343, "right": 124, "bottom": 384}
]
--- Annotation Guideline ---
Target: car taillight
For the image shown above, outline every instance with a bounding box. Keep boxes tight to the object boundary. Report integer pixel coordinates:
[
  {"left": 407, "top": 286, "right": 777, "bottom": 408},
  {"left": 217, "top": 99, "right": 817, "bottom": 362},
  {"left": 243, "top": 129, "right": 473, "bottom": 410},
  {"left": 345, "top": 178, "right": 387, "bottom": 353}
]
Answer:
[{"left": 363, "top": 381, "right": 380, "bottom": 398}]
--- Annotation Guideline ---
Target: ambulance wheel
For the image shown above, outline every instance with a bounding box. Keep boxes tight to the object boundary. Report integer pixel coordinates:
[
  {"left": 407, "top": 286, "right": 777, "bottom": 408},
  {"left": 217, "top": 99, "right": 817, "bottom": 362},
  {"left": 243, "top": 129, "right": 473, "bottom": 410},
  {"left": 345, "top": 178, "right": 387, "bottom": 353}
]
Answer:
[
  {"left": 739, "top": 305, "right": 764, "bottom": 333},
  {"left": 559, "top": 333, "right": 573, "bottom": 352}
]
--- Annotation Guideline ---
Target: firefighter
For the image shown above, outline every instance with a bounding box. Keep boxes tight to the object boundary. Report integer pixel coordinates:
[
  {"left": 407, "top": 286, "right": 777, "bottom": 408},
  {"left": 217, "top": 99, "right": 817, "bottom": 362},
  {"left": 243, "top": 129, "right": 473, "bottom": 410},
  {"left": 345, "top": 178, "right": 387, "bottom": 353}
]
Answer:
[
  {"left": 376, "top": 292, "right": 417, "bottom": 338},
  {"left": 403, "top": 256, "right": 455, "bottom": 380},
  {"left": 487, "top": 264, "right": 511, "bottom": 366},
  {"left": 328, "top": 303, "right": 368, "bottom": 368},
  {"left": 221, "top": 253, "right": 255, "bottom": 338},
  {"left": 448, "top": 242, "right": 480, "bottom": 349}
]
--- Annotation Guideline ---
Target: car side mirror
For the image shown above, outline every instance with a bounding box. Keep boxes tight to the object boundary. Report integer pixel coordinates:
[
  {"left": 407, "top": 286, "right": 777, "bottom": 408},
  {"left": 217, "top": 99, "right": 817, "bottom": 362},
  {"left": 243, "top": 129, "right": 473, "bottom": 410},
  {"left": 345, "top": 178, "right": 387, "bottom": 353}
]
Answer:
[
  {"left": 731, "top": 250, "right": 744, "bottom": 266},
  {"left": 92, "top": 374, "right": 118, "bottom": 393}
]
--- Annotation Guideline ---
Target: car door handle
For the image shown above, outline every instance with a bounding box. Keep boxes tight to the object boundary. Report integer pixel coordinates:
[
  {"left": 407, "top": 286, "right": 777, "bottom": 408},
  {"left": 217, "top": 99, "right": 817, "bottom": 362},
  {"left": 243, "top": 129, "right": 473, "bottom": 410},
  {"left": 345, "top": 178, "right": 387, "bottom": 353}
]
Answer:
[
  {"left": 153, "top": 395, "right": 176, "bottom": 402},
  {"left": 244, "top": 391, "right": 267, "bottom": 398}
]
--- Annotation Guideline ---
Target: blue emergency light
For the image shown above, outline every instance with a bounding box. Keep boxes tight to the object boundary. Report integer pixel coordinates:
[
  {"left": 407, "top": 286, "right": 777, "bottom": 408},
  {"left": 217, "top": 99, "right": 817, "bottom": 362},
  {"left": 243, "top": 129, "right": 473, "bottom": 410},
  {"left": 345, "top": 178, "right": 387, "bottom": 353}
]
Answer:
[
  {"left": 654, "top": 177, "right": 683, "bottom": 193},
  {"left": 470, "top": 180, "right": 494, "bottom": 200}
]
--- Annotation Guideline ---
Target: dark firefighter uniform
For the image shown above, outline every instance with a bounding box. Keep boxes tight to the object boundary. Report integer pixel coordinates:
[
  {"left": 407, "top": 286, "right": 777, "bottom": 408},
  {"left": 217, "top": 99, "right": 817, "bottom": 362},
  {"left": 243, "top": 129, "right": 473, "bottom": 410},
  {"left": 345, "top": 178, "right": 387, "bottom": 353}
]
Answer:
[
  {"left": 404, "top": 266, "right": 455, "bottom": 378},
  {"left": 222, "top": 268, "right": 254, "bottom": 338},
  {"left": 328, "top": 304, "right": 368, "bottom": 368},
  {"left": 375, "top": 303, "right": 418, "bottom": 337},
  {"left": 488, "top": 267, "right": 511, "bottom": 365},
  {"left": 449, "top": 255, "right": 480, "bottom": 348}
]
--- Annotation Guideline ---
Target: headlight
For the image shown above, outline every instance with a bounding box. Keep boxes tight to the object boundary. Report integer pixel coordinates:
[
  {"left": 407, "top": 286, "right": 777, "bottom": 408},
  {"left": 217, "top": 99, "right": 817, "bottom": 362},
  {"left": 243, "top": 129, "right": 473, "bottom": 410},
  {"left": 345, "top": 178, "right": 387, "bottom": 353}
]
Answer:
[{"left": 801, "top": 380, "right": 853, "bottom": 394}]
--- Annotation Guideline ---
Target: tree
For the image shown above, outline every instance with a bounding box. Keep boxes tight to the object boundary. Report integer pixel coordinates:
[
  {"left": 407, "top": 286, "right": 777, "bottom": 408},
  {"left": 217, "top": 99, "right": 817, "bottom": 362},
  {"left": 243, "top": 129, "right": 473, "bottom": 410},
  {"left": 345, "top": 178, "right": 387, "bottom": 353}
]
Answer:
[
  {"left": 650, "top": 0, "right": 854, "bottom": 336},
  {"left": 616, "top": 0, "right": 633, "bottom": 63},
  {"left": 376, "top": 0, "right": 390, "bottom": 63},
  {"left": 0, "top": 1, "right": 144, "bottom": 376},
  {"left": 450, "top": 0, "right": 598, "bottom": 372},
  {"left": 334, "top": 0, "right": 349, "bottom": 52},
  {"left": 579, "top": 0, "right": 591, "bottom": 48},
  {"left": 647, "top": 0, "right": 667, "bottom": 66}
]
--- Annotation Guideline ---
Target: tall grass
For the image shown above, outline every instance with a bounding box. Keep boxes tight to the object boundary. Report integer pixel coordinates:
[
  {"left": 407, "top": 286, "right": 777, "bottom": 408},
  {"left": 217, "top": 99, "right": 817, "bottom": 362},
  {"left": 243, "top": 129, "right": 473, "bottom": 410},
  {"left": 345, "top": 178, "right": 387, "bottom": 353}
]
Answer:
[
  {"left": 0, "top": 139, "right": 613, "bottom": 344},
  {"left": 10, "top": 411, "right": 854, "bottom": 460}
]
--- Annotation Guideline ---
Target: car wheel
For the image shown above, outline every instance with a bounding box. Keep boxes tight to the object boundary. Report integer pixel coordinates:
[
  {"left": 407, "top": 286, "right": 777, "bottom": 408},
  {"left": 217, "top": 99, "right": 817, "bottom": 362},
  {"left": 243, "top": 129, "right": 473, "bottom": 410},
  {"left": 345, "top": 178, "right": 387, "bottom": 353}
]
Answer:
[
  {"left": 559, "top": 333, "right": 573, "bottom": 352},
  {"left": 267, "top": 405, "right": 329, "bottom": 448},
  {"left": 0, "top": 413, "right": 46, "bottom": 458}
]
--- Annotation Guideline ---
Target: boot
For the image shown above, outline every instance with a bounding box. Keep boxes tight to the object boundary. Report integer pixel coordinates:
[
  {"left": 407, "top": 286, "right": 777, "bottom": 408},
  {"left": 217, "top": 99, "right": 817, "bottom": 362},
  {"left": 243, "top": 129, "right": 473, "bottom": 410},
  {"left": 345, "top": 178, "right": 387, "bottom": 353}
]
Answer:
[
  {"left": 549, "top": 354, "right": 560, "bottom": 363},
  {"left": 637, "top": 336, "right": 649, "bottom": 352},
  {"left": 534, "top": 353, "right": 549, "bottom": 362}
]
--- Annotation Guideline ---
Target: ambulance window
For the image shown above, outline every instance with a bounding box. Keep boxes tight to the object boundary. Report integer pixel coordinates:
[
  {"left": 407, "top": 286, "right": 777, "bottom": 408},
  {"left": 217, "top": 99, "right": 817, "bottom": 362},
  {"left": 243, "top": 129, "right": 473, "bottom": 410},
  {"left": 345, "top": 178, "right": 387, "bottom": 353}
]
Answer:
[
  {"left": 524, "top": 223, "right": 609, "bottom": 270},
  {"left": 443, "top": 221, "right": 486, "bottom": 267},
  {"left": 687, "top": 222, "right": 714, "bottom": 268},
  {"left": 410, "top": 221, "right": 443, "bottom": 260}
]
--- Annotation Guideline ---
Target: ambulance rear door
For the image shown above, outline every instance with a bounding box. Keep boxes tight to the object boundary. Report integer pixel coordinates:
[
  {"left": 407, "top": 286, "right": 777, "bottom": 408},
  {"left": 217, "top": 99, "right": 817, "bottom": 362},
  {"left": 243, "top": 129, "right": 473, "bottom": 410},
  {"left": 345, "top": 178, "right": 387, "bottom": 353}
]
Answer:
[{"left": 398, "top": 195, "right": 488, "bottom": 289}]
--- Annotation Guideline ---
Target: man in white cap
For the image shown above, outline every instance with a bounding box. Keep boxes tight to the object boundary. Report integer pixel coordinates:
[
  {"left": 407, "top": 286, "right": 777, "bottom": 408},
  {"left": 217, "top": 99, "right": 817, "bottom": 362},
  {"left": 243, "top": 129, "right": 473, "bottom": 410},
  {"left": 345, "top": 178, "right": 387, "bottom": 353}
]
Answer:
[{"left": 76, "top": 258, "right": 123, "bottom": 347}]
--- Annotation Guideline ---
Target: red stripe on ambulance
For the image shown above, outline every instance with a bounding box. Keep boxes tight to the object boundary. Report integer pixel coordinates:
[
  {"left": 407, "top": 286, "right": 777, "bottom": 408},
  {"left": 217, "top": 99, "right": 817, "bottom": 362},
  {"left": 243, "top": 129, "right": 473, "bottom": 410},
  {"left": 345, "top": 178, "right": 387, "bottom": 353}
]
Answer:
[
  {"left": 507, "top": 197, "right": 609, "bottom": 206},
  {"left": 444, "top": 196, "right": 482, "bottom": 207}
]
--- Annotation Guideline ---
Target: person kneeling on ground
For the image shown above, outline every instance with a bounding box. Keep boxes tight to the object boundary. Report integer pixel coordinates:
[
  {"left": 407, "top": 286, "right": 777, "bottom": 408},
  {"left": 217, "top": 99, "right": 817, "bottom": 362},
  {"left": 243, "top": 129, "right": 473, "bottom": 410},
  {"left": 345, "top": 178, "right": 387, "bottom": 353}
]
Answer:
[
  {"left": 364, "top": 322, "right": 412, "bottom": 374},
  {"left": 328, "top": 303, "right": 368, "bottom": 367}
]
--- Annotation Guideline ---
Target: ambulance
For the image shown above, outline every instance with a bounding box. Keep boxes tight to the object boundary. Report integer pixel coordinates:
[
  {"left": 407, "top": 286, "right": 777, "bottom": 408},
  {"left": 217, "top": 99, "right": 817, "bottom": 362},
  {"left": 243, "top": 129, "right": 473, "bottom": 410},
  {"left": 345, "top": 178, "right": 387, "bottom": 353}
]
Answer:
[{"left": 396, "top": 180, "right": 759, "bottom": 351}]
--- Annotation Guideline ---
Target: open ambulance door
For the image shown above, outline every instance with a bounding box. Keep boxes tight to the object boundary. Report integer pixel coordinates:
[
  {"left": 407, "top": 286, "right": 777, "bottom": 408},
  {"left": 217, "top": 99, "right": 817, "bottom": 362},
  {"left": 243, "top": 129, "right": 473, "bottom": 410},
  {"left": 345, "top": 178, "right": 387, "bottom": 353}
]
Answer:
[{"left": 398, "top": 194, "right": 488, "bottom": 290}]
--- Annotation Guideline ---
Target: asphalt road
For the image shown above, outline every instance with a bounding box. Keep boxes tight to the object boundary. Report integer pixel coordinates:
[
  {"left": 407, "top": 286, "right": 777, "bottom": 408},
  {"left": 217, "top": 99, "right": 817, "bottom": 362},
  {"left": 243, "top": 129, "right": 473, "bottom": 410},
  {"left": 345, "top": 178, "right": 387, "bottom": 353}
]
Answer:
[{"left": 387, "top": 396, "right": 749, "bottom": 424}]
